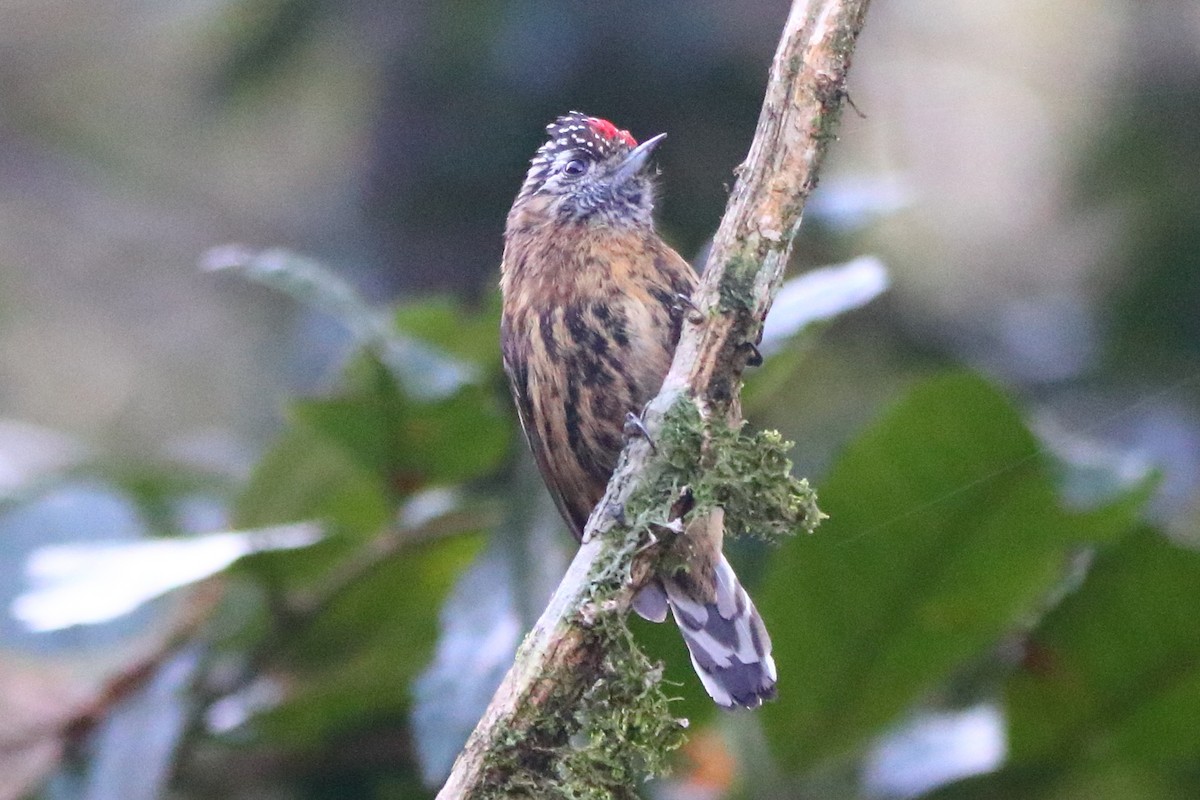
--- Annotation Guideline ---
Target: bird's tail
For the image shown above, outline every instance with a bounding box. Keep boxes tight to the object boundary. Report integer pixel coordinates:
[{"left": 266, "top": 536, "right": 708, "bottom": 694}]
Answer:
[
  {"left": 664, "top": 554, "right": 777, "bottom": 709},
  {"left": 631, "top": 510, "right": 777, "bottom": 709}
]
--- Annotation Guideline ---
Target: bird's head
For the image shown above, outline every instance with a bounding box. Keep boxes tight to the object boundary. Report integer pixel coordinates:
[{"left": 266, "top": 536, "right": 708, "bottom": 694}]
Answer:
[{"left": 513, "top": 112, "right": 665, "bottom": 228}]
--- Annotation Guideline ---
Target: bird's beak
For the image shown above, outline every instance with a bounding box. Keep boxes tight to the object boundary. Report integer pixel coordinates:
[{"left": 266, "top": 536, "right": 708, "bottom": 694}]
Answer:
[{"left": 613, "top": 132, "right": 667, "bottom": 186}]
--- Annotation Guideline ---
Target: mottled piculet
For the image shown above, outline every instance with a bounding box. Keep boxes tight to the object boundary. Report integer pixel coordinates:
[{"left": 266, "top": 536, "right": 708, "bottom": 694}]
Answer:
[{"left": 499, "top": 112, "right": 775, "bottom": 708}]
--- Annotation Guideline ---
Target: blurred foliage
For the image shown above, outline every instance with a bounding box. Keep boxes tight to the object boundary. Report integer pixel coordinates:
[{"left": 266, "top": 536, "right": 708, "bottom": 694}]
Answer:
[
  {"left": 760, "top": 372, "right": 1151, "bottom": 772},
  {"left": 222, "top": 254, "right": 503, "bottom": 762},
  {"left": 2, "top": 1, "right": 1200, "bottom": 799},
  {"left": 4, "top": 249, "right": 1197, "bottom": 800},
  {"left": 1005, "top": 529, "right": 1200, "bottom": 769},
  {"left": 1085, "top": 76, "right": 1200, "bottom": 372},
  {"left": 212, "top": 0, "right": 329, "bottom": 96}
]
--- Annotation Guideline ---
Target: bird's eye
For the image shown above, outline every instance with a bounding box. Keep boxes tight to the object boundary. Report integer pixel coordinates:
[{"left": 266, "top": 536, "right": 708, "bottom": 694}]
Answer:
[{"left": 562, "top": 159, "right": 587, "bottom": 177}]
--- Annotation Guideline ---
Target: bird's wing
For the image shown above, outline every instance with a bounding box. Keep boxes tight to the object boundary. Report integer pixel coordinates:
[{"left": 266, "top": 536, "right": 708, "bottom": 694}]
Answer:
[{"left": 501, "top": 319, "right": 586, "bottom": 540}]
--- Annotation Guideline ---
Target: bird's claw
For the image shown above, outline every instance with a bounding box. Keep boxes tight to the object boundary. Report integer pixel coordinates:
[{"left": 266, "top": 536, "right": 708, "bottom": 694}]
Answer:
[
  {"left": 623, "top": 411, "right": 657, "bottom": 453},
  {"left": 674, "top": 293, "right": 705, "bottom": 324},
  {"left": 662, "top": 518, "right": 685, "bottom": 535},
  {"left": 740, "top": 341, "right": 764, "bottom": 367},
  {"left": 582, "top": 501, "right": 627, "bottom": 544},
  {"left": 841, "top": 89, "right": 867, "bottom": 119}
]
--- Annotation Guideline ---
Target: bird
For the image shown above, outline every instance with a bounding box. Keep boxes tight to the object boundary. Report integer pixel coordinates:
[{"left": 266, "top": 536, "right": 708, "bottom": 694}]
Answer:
[{"left": 499, "top": 112, "right": 776, "bottom": 709}]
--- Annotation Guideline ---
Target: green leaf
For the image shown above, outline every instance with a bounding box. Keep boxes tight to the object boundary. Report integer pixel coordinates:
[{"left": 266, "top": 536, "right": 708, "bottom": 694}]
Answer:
[
  {"left": 393, "top": 294, "right": 503, "bottom": 371},
  {"left": 207, "top": 247, "right": 476, "bottom": 399},
  {"left": 1005, "top": 528, "right": 1200, "bottom": 766},
  {"left": 298, "top": 354, "right": 510, "bottom": 487},
  {"left": 240, "top": 349, "right": 508, "bottom": 538},
  {"left": 253, "top": 532, "right": 484, "bottom": 747},
  {"left": 758, "top": 371, "right": 1149, "bottom": 771},
  {"left": 234, "top": 423, "right": 392, "bottom": 538},
  {"left": 925, "top": 762, "right": 1200, "bottom": 800}
]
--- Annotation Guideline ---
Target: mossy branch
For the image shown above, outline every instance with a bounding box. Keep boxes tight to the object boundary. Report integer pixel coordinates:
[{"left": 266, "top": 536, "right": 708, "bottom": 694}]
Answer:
[{"left": 437, "top": 0, "right": 871, "bottom": 796}]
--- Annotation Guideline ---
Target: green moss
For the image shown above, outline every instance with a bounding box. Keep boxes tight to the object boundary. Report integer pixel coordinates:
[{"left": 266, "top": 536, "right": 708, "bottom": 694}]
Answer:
[
  {"left": 647, "top": 397, "right": 823, "bottom": 543},
  {"left": 556, "top": 621, "right": 687, "bottom": 799},
  {"left": 717, "top": 252, "right": 763, "bottom": 313},
  {"left": 475, "top": 634, "right": 685, "bottom": 799},
  {"left": 474, "top": 534, "right": 686, "bottom": 799}
]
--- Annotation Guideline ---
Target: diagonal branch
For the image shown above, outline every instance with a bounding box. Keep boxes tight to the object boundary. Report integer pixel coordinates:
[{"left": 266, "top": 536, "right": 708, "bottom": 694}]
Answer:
[{"left": 438, "top": 0, "right": 872, "bottom": 796}]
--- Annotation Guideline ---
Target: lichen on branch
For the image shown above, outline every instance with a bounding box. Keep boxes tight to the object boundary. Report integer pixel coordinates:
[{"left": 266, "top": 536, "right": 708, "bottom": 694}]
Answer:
[
  {"left": 475, "top": 619, "right": 685, "bottom": 800},
  {"left": 653, "top": 398, "right": 824, "bottom": 543},
  {"left": 623, "top": 396, "right": 823, "bottom": 544}
]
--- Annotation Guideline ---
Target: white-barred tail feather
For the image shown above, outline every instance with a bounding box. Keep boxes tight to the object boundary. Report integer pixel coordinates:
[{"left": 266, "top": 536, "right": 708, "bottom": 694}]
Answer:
[{"left": 635, "top": 554, "right": 777, "bottom": 709}]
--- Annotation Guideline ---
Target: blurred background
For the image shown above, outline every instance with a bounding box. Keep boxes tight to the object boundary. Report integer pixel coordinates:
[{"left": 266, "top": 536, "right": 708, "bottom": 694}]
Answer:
[{"left": 1, "top": 1, "right": 1198, "bottom": 799}]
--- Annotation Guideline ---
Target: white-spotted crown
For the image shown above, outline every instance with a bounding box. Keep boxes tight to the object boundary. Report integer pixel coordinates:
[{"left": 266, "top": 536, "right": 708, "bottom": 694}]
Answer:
[{"left": 515, "top": 111, "right": 659, "bottom": 227}]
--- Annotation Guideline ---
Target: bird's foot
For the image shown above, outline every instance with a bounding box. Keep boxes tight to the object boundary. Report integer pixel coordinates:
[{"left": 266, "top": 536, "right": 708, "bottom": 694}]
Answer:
[
  {"left": 674, "top": 293, "right": 705, "bottom": 324},
  {"left": 739, "top": 341, "right": 764, "bottom": 367},
  {"left": 623, "top": 411, "right": 657, "bottom": 453}
]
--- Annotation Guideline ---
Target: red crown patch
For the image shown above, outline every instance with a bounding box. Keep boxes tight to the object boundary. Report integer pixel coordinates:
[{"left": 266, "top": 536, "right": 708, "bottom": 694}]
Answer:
[{"left": 586, "top": 117, "right": 637, "bottom": 148}]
